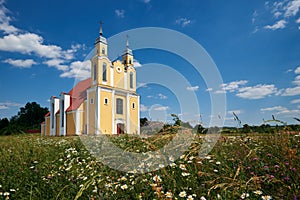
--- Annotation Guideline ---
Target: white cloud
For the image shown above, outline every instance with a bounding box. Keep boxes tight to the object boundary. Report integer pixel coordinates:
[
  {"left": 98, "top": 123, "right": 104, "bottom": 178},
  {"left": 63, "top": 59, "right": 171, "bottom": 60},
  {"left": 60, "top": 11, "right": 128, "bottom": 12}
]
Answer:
[
  {"left": 175, "top": 17, "right": 192, "bottom": 27},
  {"left": 0, "top": 33, "right": 79, "bottom": 60},
  {"left": 43, "top": 59, "right": 68, "bottom": 71},
  {"left": 291, "top": 99, "right": 300, "bottom": 104},
  {"left": 260, "top": 105, "right": 286, "bottom": 112},
  {"left": 153, "top": 106, "right": 169, "bottom": 111},
  {"left": 133, "top": 59, "right": 142, "bottom": 67},
  {"left": 60, "top": 60, "right": 91, "bottom": 80},
  {"left": 137, "top": 82, "right": 147, "bottom": 88},
  {"left": 186, "top": 85, "right": 199, "bottom": 91},
  {"left": 282, "top": 86, "right": 300, "bottom": 96},
  {"left": 158, "top": 93, "right": 167, "bottom": 99},
  {"left": 140, "top": 104, "right": 148, "bottom": 112},
  {"left": 0, "top": 101, "right": 22, "bottom": 109},
  {"left": 220, "top": 80, "right": 248, "bottom": 92},
  {"left": 284, "top": 0, "right": 300, "bottom": 17},
  {"left": 3, "top": 58, "right": 37, "bottom": 68},
  {"left": 227, "top": 110, "right": 243, "bottom": 115},
  {"left": 206, "top": 88, "right": 213, "bottom": 92},
  {"left": 236, "top": 84, "right": 277, "bottom": 99},
  {"left": 0, "top": 1, "right": 19, "bottom": 34},
  {"left": 264, "top": 19, "right": 287, "bottom": 30},
  {"left": 294, "top": 66, "right": 300, "bottom": 74},
  {"left": 261, "top": 105, "right": 300, "bottom": 116},
  {"left": 115, "top": 9, "right": 125, "bottom": 18},
  {"left": 297, "top": 17, "right": 300, "bottom": 23}
]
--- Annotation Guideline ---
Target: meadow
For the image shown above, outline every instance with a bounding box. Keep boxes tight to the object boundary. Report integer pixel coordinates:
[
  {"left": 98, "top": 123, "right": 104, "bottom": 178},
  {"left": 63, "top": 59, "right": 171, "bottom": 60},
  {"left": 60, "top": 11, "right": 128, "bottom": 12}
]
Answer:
[{"left": 0, "top": 131, "right": 299, "bottom": 200}]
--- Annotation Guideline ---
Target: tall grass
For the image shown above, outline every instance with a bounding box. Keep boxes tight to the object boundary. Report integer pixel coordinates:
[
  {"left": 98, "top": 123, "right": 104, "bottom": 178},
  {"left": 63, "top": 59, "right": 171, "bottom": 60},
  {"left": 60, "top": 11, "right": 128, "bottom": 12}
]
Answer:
[{"left": 0, "top": 132, "right": 299, "bottom": 199}]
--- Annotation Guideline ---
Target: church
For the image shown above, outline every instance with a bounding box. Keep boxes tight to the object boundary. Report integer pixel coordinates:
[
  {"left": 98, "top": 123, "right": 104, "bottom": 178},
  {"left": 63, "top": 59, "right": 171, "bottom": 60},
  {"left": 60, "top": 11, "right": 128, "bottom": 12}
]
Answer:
[{"left": 41, "top": 25, "right": 140, "bottom": 136}]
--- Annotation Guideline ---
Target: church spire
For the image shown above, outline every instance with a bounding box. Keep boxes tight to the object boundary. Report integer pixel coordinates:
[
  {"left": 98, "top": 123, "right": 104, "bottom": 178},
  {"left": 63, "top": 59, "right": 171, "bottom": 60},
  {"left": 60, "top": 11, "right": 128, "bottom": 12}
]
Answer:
[{"left": 99, "top": 21, "right": 103, "bottom": 36}]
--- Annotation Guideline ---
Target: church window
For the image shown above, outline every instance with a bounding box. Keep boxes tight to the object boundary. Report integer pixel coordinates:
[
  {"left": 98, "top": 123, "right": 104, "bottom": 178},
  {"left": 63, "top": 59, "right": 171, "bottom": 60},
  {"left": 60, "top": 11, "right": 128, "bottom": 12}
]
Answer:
[
  {"left": 116, "top": 98, "right": 123, "bottom": 114},
  {"left": 102, "top": 47, "right": 105, "bottom": 54},
  {"left": 102, "top": 63, "right": 107, "bottom": 82},
  {"left": 104, "top": 98, "right": 108, "bottom": 105},
  {"left": 132, "top": 102, "right": 135, "bottom": 109},
  {"left": 90, "top": 98, "right": 94, "bottom": 104},
  {"left": 93, "top": 64, "right": 97, "bottom": 81},
  {"left": 130, "top": 72, "right": 134, "bottom": 89}
]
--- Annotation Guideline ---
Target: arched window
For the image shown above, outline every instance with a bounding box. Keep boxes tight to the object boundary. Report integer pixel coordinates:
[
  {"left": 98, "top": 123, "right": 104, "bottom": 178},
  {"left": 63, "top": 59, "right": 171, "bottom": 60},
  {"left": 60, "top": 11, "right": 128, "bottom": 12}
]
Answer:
[
  {"left": 102, "top": 47, "right": 105, "bottom": 55},
  {"left": 102, "top": 63, "right": 107, "bottom": 82},
  {"left": 116, "top": 98, "right": 123, "bottom": 114},
  {"left": 132, "top": 102, "right": 135, "bottom": 109},
  {"left": 93, "top": 64, "right": 97, "bottom": 81},
  {"left": 130, "top": 72, "right": 134, "bottom": 89}
]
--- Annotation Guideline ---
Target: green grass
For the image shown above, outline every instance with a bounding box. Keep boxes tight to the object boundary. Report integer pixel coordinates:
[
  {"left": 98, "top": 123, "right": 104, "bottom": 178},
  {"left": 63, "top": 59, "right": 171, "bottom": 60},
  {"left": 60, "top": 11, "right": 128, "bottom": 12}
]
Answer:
[{"left": 0, "top": 132, "right": 299, "bottom": 199}]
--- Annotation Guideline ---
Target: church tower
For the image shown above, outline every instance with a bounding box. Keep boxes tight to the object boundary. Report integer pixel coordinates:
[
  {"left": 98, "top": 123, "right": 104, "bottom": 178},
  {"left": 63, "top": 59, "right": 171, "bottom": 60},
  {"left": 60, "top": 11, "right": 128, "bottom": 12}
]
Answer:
[{"left": 122, "top": 36, "right": 134, "bottom": 67}]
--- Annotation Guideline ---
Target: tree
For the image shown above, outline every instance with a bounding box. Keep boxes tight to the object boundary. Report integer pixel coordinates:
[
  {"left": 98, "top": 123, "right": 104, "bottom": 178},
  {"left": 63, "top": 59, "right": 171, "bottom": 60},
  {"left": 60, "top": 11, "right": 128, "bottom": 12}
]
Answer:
[
  {"left": 140, "top": 117, "right": 148, "bottom": 127},
  {"left": 16, "top": 102, "right": 48, "bottom": 129}
]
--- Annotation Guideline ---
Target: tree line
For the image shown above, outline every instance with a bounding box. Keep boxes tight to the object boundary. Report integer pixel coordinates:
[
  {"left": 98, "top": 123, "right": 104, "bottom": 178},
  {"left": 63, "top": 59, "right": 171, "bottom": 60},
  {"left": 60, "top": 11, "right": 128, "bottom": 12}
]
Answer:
[{"left": 0, "top": 102, "right": 48, "bottom": 135}]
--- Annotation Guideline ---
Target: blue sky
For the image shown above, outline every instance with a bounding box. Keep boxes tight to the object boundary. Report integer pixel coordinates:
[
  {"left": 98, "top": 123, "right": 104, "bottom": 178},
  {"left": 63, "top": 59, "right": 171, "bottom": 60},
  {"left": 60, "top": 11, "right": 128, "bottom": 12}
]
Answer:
[{"left": 0, "top": 0, "right": 300, "bottom": 126}]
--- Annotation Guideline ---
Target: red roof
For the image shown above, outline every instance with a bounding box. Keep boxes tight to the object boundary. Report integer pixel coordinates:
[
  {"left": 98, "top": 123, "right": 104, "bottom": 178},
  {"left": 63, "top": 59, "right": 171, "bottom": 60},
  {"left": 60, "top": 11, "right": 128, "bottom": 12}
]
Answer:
[
  {"left": 45, "top": 111, "right": 50, "bottom": 117},
  {"left": 66, "top": 78, "right": 91, "bottom": 112}
]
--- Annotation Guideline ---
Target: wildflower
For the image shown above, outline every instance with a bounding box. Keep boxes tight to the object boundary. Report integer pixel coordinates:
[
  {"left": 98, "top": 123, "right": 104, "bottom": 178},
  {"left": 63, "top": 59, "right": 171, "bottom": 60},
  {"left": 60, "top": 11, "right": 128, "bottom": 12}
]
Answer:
[
  {"left": 180, "top": 154, "right": 186, "bottom": 159},
  {"left": 261, "top": 195, "right": 272, "bottom": 200},
  {"left": 120, "top": 184, "right": 128, "bottom": 190},
  {"left": 200, "top": 196, "right": 206, "bottom": 200},
  {"left": 187, "top": 195, "right": 194, "bottom": 200},
  {"left": 9, "top": 189, "right": 15, "bottom": 192},
  {"left": 179, "top": 191, "right": 187, "bottom": 197},
  {"left": 120, "top": 176, "right": 127, "bottom": 181},
  {"left": 170, "top": 163, "right": 176, "bottom": 168},
  {"left": 165, "top": 191, "right": 173, "bottom": 198},
  {"left": 159, "top": 164, "right": 165, "bottom": 168},
  {"left": 189, "top": 156, "right": 195, "bottom": 160},
  {"left": 205, "top": 156, "right": 211, "bottom": 160},
  {"left": 253, "top": 190, "right": 263, "bottom": 195},
  {"left": 217, "top": 194, "right": 221, "bottom": 199},
  {"left": 169, "top": 156, "right": 174, "bottom": 162},
  {"left": 213, "top": 169, "right": 218, "bottom": 173},
  {"left": 3, "top": 192, "right": 10, "bottom": 196},
  {"left": 153, "top": 175, "right": 162, "bottom": 182},
  {"left": 240, "top": 193, "right": 249, "bottom": 199},
  {"left": 216, "top": 161, "right": 221, "bottom": 165},
  {"left": 182, "top": 172, "right": 190, "bottom": 176},
  {"left": 274, "top": 165, "right": 279, "bottom": 169},
  {"left": 267, "top": 153, "right": 272, "bottom": 157},
  {"left": 179, "top": 164, "right": 187, "bottom": 170},
  {"left": 253, "top": 157, "right": 258, "bottom": 161}
]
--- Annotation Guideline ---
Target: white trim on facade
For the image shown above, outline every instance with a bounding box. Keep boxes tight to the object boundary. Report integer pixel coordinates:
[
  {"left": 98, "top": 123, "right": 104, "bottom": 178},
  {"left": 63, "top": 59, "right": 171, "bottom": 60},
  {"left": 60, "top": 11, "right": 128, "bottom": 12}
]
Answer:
[
  {"left": 137, "top": 95, "right": 140, "bottom": 135},
  {"left": 124, "top": 71, "right": 128, "bottom": 90},
  {"left": 110, "top": 64, "right": 114, "bottom": 87},
  {"left": 86, "top": 90, "right": 89, "bottom": 134},
  {"left": 112, "top": 90, "right": 115, "bottom": 134},
  {"left": 126, "top": 93, "right": 130, "bottom": 134},
  {"left": 96, "top": 86, "right": 101, "bottom": 134}
]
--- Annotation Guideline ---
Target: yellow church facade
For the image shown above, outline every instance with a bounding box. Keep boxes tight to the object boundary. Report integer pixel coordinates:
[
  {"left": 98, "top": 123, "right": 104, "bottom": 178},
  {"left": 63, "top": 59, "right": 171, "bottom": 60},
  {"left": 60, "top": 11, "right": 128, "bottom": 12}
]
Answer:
[{"left": 41, "top": 26, "right": 140, "bottom": 136}]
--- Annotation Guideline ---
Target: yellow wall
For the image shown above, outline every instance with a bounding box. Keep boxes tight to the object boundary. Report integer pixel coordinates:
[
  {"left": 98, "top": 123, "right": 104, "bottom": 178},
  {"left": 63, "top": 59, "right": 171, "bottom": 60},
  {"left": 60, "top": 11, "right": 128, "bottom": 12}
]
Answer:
[
  {"left": 113, "top": 61, "right": 125, "bottom": 89},
  {"left": 129, "top": 96, "right": 139, "bottom": 134},
  {"left": 66, "top": 112, "right": 76, "bottom": 136},
  {"left": 45, "top": 117, "right": 50, "bottom": 136},
  {"left": 99, "top": 90, "right": 112, "bottom": 134},
  {"left": 88, "top": 89, "right": 96, "bottom": 134},
  {"left": 56, "top": 114, "right": 60, "bottom": 136}
]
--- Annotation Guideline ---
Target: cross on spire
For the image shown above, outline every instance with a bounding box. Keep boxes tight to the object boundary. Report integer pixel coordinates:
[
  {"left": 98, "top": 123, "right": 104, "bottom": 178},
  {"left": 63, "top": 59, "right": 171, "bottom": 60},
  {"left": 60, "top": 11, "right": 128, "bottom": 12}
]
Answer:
[
  {"left": 99, "top": 21, "right": 103, "bottom": 36},
  {"left": 126, "top": 34, "right": 129, "bottom": 48}
]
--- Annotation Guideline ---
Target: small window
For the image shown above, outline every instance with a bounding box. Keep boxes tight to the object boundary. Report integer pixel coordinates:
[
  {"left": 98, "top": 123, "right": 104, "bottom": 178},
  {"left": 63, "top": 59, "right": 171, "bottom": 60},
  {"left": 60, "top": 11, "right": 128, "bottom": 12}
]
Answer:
[
  {"left": 104, "top": 98, "right": 108, "bottom": 105},
  {"left": 102, "top": 47, "right": 105, "bottom": 55},
  {"left": 132, "top": 102, "right": 135, "bottom": 109},
  {"left": 116, "top": 98, "right": 123, "bottom": 114},
  {"left": 90, "top": 98, "right": 94, "bottom": 104},
  {"left": 129, "top": 59, "right": 132, "bottom": 64}
]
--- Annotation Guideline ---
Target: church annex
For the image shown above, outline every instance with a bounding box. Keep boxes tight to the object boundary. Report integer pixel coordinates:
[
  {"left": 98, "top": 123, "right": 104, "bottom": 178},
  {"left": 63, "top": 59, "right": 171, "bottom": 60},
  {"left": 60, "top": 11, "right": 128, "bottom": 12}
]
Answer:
[{"left": 41, "top": 25, "right": 140, "bottom": 136}]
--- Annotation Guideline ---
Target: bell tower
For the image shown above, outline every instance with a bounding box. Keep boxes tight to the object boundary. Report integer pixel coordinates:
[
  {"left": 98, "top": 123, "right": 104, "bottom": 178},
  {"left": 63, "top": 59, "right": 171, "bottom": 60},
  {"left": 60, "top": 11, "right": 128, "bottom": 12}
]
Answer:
[{"left": 122, "top": 35, "right": 134, "bottom": 67}]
